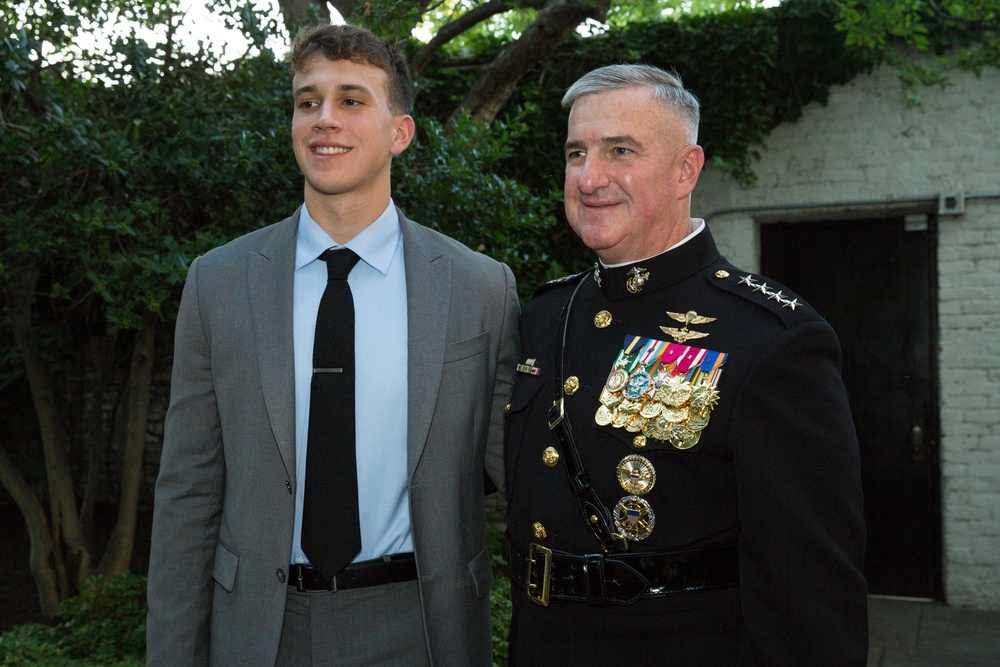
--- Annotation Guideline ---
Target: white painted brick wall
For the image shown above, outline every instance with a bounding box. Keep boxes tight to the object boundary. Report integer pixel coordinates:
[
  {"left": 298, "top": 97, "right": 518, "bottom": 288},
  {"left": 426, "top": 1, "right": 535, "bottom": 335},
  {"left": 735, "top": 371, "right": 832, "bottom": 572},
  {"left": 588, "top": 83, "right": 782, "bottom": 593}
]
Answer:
[{"left": 692, "top": 61, "right": 1000, "bottom": 609}]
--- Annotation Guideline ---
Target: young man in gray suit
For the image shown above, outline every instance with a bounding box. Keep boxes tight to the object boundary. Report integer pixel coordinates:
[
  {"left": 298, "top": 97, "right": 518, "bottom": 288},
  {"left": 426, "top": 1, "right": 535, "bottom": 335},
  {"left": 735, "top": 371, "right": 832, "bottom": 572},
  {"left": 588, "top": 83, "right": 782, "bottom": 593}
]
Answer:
[{"left": 146, "top": 24, "right": 519, "bottom": 666}]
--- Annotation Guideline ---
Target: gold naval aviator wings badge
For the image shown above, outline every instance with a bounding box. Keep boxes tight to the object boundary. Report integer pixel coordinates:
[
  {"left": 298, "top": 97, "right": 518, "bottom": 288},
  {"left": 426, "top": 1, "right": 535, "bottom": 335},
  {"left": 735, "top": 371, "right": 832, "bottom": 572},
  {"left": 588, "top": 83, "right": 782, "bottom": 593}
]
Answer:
[{"left": 595, "top": 333, "right": 727, "bottom": 451}]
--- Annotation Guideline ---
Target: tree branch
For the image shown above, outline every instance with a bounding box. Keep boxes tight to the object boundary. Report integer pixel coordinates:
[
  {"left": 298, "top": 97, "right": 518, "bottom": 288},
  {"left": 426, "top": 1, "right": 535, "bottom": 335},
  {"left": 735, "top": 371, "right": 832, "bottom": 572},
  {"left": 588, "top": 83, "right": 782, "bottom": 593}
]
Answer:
[
  {"left": 450, "top": 0, "right": 610, "bottom": 127},
  {"left": 411, "top": 0, "right": 547, "bottom": 79}
]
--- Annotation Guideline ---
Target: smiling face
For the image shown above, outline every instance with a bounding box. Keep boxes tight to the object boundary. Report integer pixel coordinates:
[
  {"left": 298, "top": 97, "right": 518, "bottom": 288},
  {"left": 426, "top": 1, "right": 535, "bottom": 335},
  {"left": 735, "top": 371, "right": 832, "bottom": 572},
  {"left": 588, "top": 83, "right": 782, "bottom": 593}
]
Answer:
[
  {"left": 564, "top": 86, "right": 704, "bottom": 265},
  {"left": 291, "top": 55, "right": 414, "bottom": 220}
]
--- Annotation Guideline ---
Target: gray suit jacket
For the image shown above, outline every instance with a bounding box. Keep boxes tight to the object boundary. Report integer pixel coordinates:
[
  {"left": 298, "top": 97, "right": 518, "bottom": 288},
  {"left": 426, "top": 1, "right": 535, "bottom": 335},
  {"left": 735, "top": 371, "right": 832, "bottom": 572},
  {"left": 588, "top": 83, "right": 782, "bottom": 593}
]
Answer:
[{"left": 146, "top": 208, "right": 520, "bottom": 666}]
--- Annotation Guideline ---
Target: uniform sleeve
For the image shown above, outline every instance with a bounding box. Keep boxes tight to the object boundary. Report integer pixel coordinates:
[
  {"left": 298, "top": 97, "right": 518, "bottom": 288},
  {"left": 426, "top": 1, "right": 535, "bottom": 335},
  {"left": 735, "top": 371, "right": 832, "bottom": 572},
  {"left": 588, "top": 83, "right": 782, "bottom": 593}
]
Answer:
[
  {"left": 146, "top": 257, "right": 225, "bottom": 667},
  {"left": 730, "top": 319, "right": 868, "bottom": 665},
  {"left": 484, "top": 262, "right": 521, "bottom": 496}
]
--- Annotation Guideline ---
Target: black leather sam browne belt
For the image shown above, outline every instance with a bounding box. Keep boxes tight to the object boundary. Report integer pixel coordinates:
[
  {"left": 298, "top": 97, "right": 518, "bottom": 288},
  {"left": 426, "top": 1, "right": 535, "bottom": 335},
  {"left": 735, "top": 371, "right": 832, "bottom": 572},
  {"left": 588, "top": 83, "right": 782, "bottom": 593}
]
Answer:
[{"left": 512, "top": 543, "right": 739, "bottom": 607}]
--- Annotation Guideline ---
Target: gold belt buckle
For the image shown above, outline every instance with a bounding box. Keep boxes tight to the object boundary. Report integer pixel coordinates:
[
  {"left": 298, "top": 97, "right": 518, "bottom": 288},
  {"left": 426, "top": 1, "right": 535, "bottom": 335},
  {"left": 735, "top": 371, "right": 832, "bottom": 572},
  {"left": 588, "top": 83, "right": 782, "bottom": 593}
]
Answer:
[{"left": 526, "top": 543, "right": 553, "bottom": 606}]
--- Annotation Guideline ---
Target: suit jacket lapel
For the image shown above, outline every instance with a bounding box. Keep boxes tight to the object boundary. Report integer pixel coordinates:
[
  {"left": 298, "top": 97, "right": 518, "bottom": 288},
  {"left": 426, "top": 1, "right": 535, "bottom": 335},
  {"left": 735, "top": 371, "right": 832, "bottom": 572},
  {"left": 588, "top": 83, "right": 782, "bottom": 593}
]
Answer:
[
  {"left": 400, "top": 210, "right": 450, "bottom": 478},
  {"left": 248, "top": 210, "right": 300, "bottom": 481}
]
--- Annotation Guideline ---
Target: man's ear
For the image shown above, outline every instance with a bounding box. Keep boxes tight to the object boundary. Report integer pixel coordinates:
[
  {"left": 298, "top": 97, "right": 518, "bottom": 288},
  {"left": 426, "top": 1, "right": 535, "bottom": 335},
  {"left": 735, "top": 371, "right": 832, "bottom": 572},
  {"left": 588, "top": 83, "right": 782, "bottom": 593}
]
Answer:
[
  {"left": 678, "top": 144, "right": 705, "bottom": 198},
  {"left": 391, "top": 115, "right": 416, "bottom": 156}
]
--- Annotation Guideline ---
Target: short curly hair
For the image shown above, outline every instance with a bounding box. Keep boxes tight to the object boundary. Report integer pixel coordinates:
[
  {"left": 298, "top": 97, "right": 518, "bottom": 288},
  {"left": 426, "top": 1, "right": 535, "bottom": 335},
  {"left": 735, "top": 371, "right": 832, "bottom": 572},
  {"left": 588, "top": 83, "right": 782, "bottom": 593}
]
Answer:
[{"left": 289, "top": 24, "right": 413, "bottom": 115}]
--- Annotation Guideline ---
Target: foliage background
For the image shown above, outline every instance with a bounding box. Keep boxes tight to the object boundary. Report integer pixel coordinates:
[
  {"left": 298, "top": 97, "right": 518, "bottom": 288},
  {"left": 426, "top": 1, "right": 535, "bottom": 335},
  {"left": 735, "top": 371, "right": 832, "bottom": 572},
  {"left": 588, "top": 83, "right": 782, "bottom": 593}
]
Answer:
[{"left": 2, "top": 0, "right": 997, "bottom": 654}]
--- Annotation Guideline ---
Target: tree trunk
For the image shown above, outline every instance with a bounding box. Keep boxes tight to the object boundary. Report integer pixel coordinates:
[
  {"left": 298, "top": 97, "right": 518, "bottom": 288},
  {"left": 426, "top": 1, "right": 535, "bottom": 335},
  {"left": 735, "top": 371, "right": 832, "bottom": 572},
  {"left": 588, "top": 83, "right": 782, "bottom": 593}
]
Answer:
[
  {"left": 411, "top": 0, "right": 547, "bottom": 80},
  {"left": 79, "top": 335, "right": 115, "bottom": 556},
  {"left": 99, "top": 316, "right": 157, "bottom": 577},
  {"left": 6, "top": 256, "right": 92, "bottom": 600},
  {"left": 450, "top": 0, "right": 611, "bottom": 127},
  {"left": 277, "top": 0, "right": 331, "bottom": 34},
  {"left": 0, "top": 446, "right": 61, "bottom": 616}
]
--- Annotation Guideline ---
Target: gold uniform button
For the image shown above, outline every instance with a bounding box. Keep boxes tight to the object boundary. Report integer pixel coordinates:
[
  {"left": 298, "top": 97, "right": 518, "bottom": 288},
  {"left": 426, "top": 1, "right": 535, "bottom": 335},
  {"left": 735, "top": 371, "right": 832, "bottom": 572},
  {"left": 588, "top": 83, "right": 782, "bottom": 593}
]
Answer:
[
  {"left": 542, "top": 446, "right": 559, "bottom": 467},
  {"left": 594, "top": 310, "right": 612, "bottom": 328},
  {"left": 563, "top": 376, "right": 580, "bottom": 395},
  {"left": 715, "top": 270, "right": 730, "bottom": 279},
  {"left": 589, "top": 515, "right": 599, "bottom": 524},
  {"left": 633, "top": 435, "right": 647, "bottom": 449},
  {"left": 532, "top": 522, "right": 547, "bottom": 539},
  {"left": 504, "top": 403, "right": 511, "bottom": 414}
]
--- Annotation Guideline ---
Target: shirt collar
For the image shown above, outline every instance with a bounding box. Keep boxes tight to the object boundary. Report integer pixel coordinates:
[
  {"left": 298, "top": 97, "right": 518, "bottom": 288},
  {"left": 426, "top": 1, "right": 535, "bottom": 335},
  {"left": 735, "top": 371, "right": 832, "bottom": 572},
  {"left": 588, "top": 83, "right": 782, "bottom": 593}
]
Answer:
[
  {"left": 295, "top": 200, "right": 401, "bottom": 275},
  {"left": 600, "top": 219, "right": 706, "bottom": 269}
]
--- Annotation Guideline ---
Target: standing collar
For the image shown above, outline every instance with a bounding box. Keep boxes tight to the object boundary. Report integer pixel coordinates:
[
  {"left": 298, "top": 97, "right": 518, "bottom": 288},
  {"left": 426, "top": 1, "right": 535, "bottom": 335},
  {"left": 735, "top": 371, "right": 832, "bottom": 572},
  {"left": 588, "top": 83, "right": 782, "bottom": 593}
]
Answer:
[
  {"left": 594, "top": 219, "right": 719, "bottom": 300},
  {"left": 295, "top": 200, "right": 401, "bottom": 275}
]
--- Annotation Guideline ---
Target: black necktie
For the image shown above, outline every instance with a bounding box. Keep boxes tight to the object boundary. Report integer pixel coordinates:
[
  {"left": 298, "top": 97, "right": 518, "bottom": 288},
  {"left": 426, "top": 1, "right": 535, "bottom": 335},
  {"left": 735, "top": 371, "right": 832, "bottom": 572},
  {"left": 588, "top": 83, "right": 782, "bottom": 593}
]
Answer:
[{"left": 302, "top": 247, "right": 362, "bottom": 581}]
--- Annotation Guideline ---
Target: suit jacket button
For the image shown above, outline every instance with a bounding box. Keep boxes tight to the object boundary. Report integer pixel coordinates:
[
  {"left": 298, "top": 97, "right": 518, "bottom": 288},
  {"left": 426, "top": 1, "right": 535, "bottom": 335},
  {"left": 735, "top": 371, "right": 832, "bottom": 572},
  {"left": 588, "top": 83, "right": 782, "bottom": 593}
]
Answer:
[{"left": 277, "top": 568, "right": 286, "bottom": 583}]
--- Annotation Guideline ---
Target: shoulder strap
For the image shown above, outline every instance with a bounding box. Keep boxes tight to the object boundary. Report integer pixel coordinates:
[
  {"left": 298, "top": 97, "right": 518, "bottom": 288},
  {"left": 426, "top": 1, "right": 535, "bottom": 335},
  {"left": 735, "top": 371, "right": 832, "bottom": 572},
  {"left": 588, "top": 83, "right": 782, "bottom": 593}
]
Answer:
[{"left": 547, "top": 269, "right": 628, "bottom": 554}]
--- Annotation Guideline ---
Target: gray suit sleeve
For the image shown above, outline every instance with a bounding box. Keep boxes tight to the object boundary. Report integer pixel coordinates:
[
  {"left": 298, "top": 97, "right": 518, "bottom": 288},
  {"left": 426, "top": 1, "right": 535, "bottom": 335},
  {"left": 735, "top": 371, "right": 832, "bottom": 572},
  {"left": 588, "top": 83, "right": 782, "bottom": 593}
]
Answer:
[
  {"left": 146, "top": 256, "right": 224, "bottom": 667},
  {"left": 485, "top": 262, "right": 520, "bottom": 496}
]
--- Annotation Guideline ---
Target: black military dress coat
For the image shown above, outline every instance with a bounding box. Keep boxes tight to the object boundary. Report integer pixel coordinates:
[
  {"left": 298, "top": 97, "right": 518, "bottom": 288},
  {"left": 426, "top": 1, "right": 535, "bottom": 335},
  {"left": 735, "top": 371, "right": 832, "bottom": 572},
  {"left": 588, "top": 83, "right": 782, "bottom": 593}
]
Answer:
[{"left": 505, "top": 226, "right": 867, "bottom": 666}]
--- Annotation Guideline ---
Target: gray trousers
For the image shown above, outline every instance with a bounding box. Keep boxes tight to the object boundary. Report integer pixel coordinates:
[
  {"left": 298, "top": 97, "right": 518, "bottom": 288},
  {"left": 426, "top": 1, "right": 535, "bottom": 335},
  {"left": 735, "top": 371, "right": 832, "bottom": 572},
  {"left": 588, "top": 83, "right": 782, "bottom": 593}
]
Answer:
[{"left": 276, "top": 580, "right": 430, "bottom": 666}]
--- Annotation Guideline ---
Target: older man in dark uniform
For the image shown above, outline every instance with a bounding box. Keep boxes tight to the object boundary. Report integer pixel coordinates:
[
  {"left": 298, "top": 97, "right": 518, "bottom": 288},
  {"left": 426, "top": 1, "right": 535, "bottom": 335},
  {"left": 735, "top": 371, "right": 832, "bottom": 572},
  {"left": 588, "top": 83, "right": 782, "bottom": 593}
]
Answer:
[{"left": 504, "top": 64, "right": 868, "bottom": 665}]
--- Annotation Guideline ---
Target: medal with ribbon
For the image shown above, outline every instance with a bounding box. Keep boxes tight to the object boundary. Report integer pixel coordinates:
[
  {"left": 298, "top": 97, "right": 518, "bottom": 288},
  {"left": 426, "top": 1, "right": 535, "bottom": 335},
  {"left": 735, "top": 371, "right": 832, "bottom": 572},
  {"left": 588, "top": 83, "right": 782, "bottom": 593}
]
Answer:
[{"left": 596, "top": 334, "right": 727, "bottom": 450}]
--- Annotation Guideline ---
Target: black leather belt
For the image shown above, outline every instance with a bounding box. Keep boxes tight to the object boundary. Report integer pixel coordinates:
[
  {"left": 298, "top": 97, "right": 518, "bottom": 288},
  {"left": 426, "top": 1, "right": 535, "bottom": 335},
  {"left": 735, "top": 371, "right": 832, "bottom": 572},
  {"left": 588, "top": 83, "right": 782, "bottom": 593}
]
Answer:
[
  {"left": 289, "top": 553, "right": 417, "bottom": 592},
  {"left": 511, "top": 543, "right": 738, "bottom": 606}
]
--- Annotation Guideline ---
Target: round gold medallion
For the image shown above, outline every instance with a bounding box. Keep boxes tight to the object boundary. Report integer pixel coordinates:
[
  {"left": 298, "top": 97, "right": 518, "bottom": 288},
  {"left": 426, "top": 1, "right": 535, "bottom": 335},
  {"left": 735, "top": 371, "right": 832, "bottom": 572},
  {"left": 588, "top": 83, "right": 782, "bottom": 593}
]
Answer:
[
  {"left": 613, "top": 496, "right": 655, "bottom": 541},
  {"left": 639, "top": 400, "right": 662, "bottom": 419},
  {"left": 595, "top": 404, "right": 614, "bottom": 426},
  {"left": 671, "top": 427, "right": 701, "bottom": 450},
  {"left": 563, "top": 376, "right": 580, "bottom": 395},
  {"left": 541, "top": 446, "right": 559, "bottom": 467},
  {"left": 662, "top": 405, "right": 689, "bottom": 423},
  {"left": 612, "top": 410, "right": 633, "bottom": 428},
  {"left": 594, "top": 310, "right": 613, "bottom": 328},
  {"left": 617, "top": 454, "right": 656, "bottom": 495},
  {"left": 605, "top": 368, "right": 629, "bottom": 393},
  {"left": 625, "top": 416, "right": 647, "bottom": 433},
  {"left": 686, "top": 412, "right": 710, "bottom": 432}
]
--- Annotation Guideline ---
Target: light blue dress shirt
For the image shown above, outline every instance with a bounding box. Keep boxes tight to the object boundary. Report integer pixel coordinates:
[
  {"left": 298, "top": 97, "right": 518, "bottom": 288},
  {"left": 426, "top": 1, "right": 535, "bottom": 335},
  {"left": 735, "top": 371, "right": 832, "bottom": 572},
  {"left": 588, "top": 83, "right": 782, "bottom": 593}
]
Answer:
[{"left": 290, "top": 201, "right": 411, "bottom": 566}]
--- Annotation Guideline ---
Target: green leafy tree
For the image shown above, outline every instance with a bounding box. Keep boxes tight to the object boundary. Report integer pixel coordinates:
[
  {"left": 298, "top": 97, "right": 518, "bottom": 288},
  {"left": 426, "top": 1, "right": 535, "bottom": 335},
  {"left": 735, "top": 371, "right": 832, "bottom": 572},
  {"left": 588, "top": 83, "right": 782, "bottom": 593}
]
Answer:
[{"left": 835, "top": 0, "right": 1000, "bottom": 91}]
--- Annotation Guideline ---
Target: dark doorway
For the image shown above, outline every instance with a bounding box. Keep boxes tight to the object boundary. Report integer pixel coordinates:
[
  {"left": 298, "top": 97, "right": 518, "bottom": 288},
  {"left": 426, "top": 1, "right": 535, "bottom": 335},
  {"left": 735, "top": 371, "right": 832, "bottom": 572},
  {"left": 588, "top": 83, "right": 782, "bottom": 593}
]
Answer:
[{"left": 760, "top": 216, "right": 942, "bottom": 599}]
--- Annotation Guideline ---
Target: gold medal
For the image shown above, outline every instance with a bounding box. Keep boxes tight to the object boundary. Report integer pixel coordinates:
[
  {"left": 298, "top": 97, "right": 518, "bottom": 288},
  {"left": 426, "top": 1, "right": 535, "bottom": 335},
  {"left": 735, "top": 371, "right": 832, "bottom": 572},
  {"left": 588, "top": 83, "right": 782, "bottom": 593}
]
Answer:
[
  {"left": 595, "top": 404, "right": 614, "bottom": 426},
  {"left": 600, "top": 386, "right": 623, "bottom": 408},
  {"left": 639, "top": 400, "right": 662, "bottom": 419},
  {"left": 606, "top": 368, "right": 629, "bottom": 393},
  {"left": 625, "top": 416, "right": 647, "bottom": 433},
  {"left": 690, "top": 385, "right": 720, "bottom": 412},
  {"left": 612, "top": 410, "right": 633, "bottom": 429},
  {"left": 617, "top": 455, "right": 656, "bottom": 495},
  {"left": 672, "top": 427, "right": 701, "bottom": 450},
  {"left": 618, "top": 397, "right": 642, "bottom": 414},
  {"left": 656, "top": 374, "right": 692, "bottom": 406},
  {"left": 614, "top": 496, "right": 655, "bottom": 540},
  {"left": 662, "top": 405, "right": 689, "bottom": 423},
  {"left": 686, "top": 412, "right": 710, "bottom": 431}
]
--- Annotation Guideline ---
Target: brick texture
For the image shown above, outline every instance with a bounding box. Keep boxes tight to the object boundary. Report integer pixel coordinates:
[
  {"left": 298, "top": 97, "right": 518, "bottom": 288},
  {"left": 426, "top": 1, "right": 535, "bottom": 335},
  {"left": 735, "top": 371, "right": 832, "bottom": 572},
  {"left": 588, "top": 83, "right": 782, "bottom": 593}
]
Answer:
[{"left": 692, "top": 61, "right": 1000, "bottom": 609}]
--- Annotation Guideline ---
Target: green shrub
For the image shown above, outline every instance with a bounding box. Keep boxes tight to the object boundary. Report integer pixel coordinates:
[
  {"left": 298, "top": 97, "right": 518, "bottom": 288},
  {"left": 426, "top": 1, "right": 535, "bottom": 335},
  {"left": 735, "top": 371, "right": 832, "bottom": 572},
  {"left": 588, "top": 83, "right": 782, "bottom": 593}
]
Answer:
[{"left": 0, "top": 573, "right": 146, "bottom": 666}]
